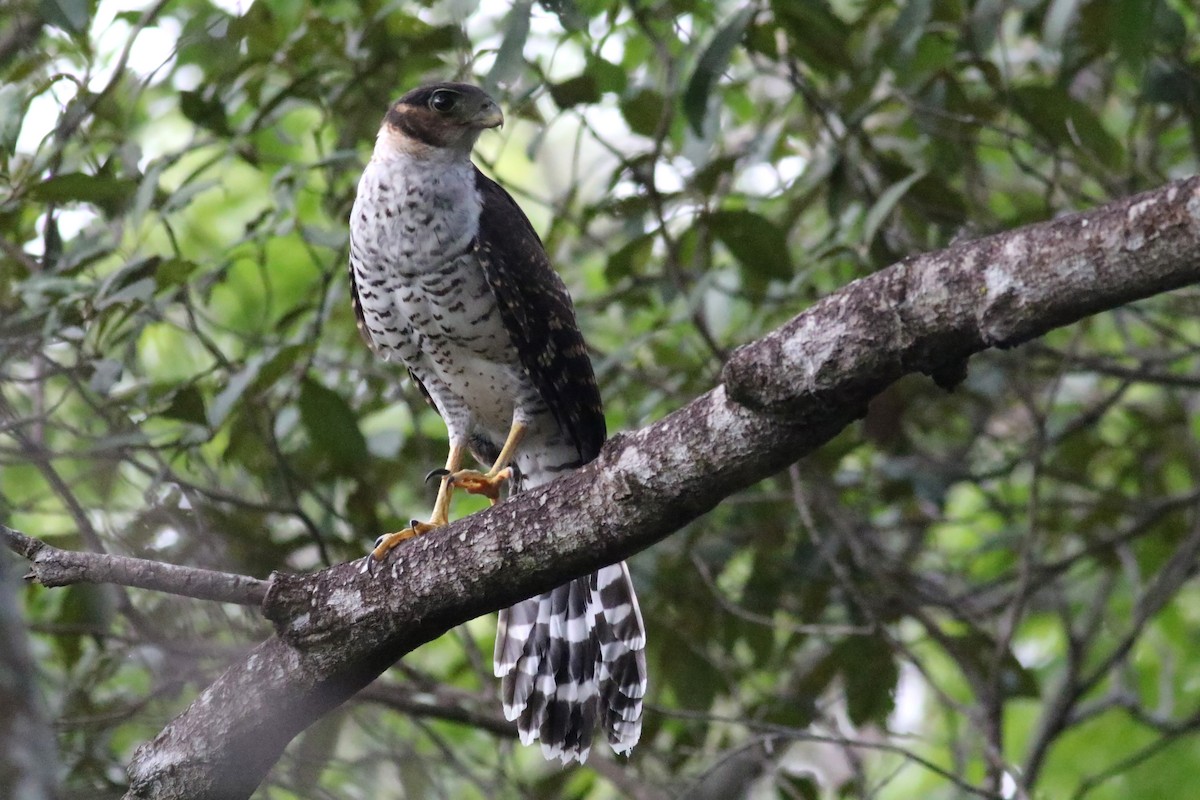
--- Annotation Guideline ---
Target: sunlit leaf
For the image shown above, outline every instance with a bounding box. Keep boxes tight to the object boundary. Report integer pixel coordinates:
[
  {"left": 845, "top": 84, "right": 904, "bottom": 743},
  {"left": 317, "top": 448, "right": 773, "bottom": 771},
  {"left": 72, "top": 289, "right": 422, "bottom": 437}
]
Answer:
[{"left": 486, "top": 0, "right": 533, "bottom": 91}]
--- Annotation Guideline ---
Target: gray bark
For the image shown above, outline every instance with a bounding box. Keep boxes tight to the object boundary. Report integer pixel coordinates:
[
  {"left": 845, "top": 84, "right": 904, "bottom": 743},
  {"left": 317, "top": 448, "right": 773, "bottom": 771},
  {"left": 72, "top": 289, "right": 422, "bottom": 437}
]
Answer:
[{"left": 1, "top": 525, "right": 269, "bottom": 606}]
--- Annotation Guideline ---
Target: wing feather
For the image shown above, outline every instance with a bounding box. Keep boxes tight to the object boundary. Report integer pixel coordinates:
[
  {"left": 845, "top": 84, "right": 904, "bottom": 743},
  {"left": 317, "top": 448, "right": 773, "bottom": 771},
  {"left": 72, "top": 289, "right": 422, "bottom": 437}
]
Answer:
[{"left": 472, "top": 169, "right": 605, "bottom": 464}]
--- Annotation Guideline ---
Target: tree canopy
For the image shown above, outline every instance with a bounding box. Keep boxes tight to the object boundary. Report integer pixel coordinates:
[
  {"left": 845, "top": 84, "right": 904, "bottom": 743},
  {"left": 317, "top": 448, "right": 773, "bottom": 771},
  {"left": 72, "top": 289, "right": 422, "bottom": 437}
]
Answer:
[{"left": 3, "top": 1, "right": 1200, "bottom": 798}]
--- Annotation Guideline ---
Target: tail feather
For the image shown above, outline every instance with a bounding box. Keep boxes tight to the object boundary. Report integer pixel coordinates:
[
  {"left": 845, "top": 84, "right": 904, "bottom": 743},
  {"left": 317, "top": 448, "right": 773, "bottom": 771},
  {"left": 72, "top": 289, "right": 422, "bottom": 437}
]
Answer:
[
  {"left": 593, "top": 563, "right": 646, "bottom": 753},
  {"left": 495, "top": 563, "right": 646, "bottom": 763}
]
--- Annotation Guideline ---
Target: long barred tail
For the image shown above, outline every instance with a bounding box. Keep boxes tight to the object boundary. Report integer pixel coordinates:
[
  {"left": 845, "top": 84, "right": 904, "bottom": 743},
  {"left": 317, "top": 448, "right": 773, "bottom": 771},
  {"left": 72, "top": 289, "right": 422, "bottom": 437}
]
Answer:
[{"left": 494, "top": 561, "right": 646, "bottom": 764}]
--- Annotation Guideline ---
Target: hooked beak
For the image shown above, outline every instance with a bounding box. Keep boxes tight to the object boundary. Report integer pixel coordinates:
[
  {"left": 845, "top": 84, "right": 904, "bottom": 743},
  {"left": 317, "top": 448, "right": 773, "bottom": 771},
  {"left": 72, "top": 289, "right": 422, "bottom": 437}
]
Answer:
[{"left": 473, "top": 101, "right": 504, "bottom": 130}]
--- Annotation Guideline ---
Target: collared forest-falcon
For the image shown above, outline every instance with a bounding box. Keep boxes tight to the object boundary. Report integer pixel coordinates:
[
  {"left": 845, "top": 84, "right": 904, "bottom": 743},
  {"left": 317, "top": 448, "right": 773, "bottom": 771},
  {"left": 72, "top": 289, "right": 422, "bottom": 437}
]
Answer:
[{"left": 348, "top": 83, "right": 646, "bottom": 764}]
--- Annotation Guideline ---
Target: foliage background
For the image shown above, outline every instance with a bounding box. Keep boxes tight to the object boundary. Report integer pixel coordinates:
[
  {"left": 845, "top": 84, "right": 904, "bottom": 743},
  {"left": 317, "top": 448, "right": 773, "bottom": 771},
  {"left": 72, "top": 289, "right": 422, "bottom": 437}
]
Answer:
[{"left": 3, "top": 0, "right": 1200, "bottom": 797}]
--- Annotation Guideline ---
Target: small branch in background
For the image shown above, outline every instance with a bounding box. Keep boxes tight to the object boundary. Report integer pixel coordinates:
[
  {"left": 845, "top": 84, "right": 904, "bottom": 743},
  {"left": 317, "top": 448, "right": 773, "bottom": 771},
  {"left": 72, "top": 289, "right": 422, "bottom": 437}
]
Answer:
[
  {"left": 356, "top": 682, "right": 516, "bottom": 739},
  {"left": 1, "top": 525, "right": 271, "bottom": 606},
  {"left": 359, "top": 678, "right": 673, "bottom": 800}
]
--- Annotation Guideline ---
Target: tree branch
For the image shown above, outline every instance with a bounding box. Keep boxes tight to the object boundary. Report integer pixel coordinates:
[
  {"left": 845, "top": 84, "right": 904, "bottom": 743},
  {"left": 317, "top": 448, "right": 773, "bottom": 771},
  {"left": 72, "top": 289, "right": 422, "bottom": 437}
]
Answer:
[
  {"left": 14, "top": 177, "right": 1196, "bottom": 799},
  {"left": 355, "top": 682, "right": 517, "bottom": 739},
  {"left": 1, "top": 525, "right": 270, "bottom": 606}
]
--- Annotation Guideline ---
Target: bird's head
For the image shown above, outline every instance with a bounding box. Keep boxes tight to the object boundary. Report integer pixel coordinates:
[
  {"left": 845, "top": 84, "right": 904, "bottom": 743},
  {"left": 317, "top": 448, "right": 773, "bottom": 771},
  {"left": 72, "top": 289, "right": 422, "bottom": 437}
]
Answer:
[{"left": 379, "top": 83, "right": 503, "bottom": 157}]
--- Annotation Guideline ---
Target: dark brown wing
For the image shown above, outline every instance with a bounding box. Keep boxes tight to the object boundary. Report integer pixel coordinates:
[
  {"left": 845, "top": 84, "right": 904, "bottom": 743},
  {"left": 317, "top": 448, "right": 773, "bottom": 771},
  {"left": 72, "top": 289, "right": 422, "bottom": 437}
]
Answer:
[{"left": 473, "top": 168, "right": 605, "bottom": 464}]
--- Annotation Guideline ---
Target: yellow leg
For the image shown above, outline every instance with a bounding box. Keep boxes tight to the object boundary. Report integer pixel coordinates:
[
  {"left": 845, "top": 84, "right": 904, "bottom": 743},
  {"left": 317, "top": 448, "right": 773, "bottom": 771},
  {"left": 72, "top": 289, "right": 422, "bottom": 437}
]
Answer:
[
  {"left": 369, "top": 443, "right": 466, "bottom": 564},
  {"left": 448, "top": 421, "right": 527, "bottom": 502}
]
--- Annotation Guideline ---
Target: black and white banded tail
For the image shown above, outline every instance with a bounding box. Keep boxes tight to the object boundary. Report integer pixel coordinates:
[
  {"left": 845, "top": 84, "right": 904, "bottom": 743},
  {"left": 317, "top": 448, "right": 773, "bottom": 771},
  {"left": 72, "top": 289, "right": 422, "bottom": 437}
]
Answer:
[{"left": 494, "top": 562, "right": 646, "bottom": 764}]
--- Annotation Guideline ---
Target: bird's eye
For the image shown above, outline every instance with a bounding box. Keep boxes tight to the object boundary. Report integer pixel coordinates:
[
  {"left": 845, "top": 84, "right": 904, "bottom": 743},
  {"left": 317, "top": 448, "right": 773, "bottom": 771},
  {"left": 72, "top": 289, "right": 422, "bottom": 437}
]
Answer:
[{"left": 429, "top": 90, "right": 457, "bottom": 113}]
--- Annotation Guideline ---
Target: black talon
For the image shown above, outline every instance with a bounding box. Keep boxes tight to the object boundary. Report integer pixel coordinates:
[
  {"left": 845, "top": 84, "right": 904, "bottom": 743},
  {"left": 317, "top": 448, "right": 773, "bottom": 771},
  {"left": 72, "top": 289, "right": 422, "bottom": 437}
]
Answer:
[{"left": 425, "top": 468, "right": 450, "bottom": 485}]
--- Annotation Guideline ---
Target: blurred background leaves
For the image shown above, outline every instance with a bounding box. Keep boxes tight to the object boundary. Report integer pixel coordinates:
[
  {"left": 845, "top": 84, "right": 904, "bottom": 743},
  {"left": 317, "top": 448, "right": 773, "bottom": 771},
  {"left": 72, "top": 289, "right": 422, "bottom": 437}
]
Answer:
[{"left": 2, "top": 0, "right": 1200, "bottom": 798}]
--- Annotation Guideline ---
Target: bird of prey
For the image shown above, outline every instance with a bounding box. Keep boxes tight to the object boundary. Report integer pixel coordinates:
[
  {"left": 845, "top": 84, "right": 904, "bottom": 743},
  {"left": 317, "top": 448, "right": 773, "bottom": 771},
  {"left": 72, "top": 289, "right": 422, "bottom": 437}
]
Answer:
[{"left": 348, "top": 83, "right": 646, "bottom": 764}]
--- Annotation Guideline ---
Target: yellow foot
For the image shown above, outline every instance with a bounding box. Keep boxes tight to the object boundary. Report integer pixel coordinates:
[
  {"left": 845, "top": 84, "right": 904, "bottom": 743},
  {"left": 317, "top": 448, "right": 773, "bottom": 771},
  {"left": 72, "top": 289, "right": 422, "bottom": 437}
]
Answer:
[
  {"left": 364, "top": 519, "right": 443, "bottom": 575},
  {"left": 447, "top": 466, "right": 514, "bottom": 502}
]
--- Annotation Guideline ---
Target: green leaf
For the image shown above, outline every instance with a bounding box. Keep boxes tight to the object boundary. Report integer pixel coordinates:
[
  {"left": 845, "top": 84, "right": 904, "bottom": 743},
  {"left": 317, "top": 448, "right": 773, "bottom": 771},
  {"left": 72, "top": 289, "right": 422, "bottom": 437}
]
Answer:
[
  {"left": 969, "top": 0, "right": 1004, "bottom": 51},
  {"left": 210, "top": 358, "right": 264, "bottom": 429},
  {"left": 1149, "top": 1, "right": 1187, "bottom": 50},
  {"left": 87, "top": 358, "right": 123, "bottom": 394},
  {"left": 1143, "top": 62, "right": 1200, "bottom": 117},
  {"left": 486, "top": 0, "right": 533, "bottom": 91},
  {"left": 605, "top": 233, "right": 653, "bottom": 282},
  {"left": 862, "top": 170, "right": 926, "bottom": 247},
  {"left": 663, "top": 640, "right": 722, "bottom": 710},
  {"left": 29, "top": 172, "right": 138, "bottom": 212},
  {"left": 706, "top": 209, "right": 792, "bottom": 286},
  {"left": 541, "top": 0, "right": 587, "bottom": 31},
  {"left": 289, "top": 711, "right": 347, "bottom": 788},
  {"left": 769, "top": 0, "right": 854, "bottom": 75},
  {"left": 161, "top": 385, "right": 208, "bottom": 426},
  {"left": 886, "top": 0, "right": 932, "bottom": 62},
  {"left": 154, "top": 258, "right": 199, "bottom": 290},
  {"left": 96, "top": 255, "right": 160, "bottom": 299},
  {"left": 179, "top": 90, "right": 232, "bottom": 137},
  {"left": 1042, "top": 0, "right": 1084, "bottom": 50},
  {"left": 777, "top": 773, "right": 820, "bottom": 800},
  {"left": 691, "top": 154, "right": 739, "bottom": 195},
  {"left": 38, "top": 0, "right": 90, "bottom": 36},
  {"left": 1111, "top": 0, "right": 1155, "bottom": 66},
  {"left": 0, "top": 85, "right": 26, "bottom": 157},
  {"left": 790, "top": 647, "right": 842, "bottom": 707},
  {"left": 837, "top": 637, "right": 897, "bottom": 726},
  {"left": 94, "top": 276, "right": 154, "bottom": 311},
  {"left": 208, "top": 344, "right": 305, "bottom": 430},
  {"left": 299, "top": 376, "right": 368, "bottom": 477},
  {"left": 1012, "top": 85, "right": 1124, "bottom": 167},
  {"left": 586, "top": 55, "right": 627, "bottom": 95},
  {"left": 549, "top": 74, "right": 600, "bottom": 109},
  {"left": 252, "top": 343, "right": 308, "bottom": 392},
  {"left": 620, "top": 89, "right": 666, "bottom": 137},
  {"left": 682, "top": 6, "right": 755, "bottom": 135},
  {"left": 53, "top": 584, "right": 115, "bottom": 668},
  {"left": 229, "top": 1, "right": 282, "bottom": 61},
  {"left": 944, "top": 631, "right": 1041, "bottom": 699}
]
